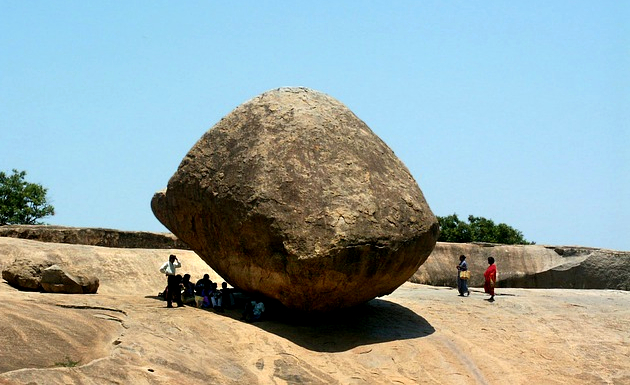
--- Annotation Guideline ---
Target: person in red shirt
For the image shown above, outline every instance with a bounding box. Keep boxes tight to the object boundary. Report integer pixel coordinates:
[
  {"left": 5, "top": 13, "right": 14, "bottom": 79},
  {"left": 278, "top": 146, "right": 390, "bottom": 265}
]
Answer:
[{"left": 484, "top": 257, "right": 497, "bottom": 302}]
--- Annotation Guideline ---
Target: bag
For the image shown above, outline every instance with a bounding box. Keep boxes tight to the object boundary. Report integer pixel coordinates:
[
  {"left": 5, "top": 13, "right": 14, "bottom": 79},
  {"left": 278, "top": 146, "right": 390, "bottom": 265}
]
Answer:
[{"left": 460, "top": 270, "right": 470, "bottom": 280}]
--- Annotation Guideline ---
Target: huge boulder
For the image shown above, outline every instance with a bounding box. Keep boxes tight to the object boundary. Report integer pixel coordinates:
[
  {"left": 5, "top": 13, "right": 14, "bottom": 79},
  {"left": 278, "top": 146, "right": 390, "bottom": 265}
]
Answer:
[{"left": 152, "top": 87, "right": 439, "bottom": 312}]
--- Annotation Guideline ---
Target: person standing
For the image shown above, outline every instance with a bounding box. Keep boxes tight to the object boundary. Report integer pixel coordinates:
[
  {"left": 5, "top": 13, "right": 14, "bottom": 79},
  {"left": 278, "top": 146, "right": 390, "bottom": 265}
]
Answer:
[
  {"left": 484, "top": 257, "right": 497, "bottom": 302},
  {"left": 160, "top": 254, "right": 183, "bottom": 308},
  {"left": 457, "top": 255, "right": 470, "bottom": 296}
]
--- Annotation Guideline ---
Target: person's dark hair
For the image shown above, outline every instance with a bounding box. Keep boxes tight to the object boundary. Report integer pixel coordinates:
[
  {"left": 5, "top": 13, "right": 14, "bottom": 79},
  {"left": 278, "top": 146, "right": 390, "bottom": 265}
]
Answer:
[
  {"left": 488, "top": 257, "right": 495, "bottom": 264},
  {"left": 183, "top": 274, "right": 190, "bottom": 282},
  {"left": 203, "top": 274, "right": 209, "bottom": 280},
  {"left": 460, "top": 255, "right": 466, "bottom": 260}
]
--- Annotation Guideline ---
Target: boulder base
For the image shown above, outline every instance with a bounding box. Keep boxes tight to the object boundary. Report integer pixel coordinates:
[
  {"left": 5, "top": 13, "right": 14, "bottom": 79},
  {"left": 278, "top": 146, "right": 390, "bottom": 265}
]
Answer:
[{"left": 152, "top": 87, "right": 438, "bottom": 312}]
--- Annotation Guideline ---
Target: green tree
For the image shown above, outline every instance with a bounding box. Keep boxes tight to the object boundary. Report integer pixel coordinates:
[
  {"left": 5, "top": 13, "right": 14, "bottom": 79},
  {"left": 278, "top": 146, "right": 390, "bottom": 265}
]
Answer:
[
  {"left": 0, "top": 169, "right": 55, "bottom": 225},
  {"left": 436, "top": 213, "right": 471, "bottom": 243},
  {"left": 437, "top": 213, "right": 534, "bottom": 245}
]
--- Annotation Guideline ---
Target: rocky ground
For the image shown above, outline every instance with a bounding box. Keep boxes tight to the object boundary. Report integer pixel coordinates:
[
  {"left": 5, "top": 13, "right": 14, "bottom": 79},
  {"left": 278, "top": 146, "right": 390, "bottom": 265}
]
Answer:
[{"left": 1, "top": 237, "right": 629, "bottom": 384}]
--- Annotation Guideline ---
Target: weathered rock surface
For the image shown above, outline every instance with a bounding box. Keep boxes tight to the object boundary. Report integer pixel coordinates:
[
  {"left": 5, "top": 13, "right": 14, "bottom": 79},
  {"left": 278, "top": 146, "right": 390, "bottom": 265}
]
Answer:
[
  {"left": 0, "top": 237, "right": 222, "bottom": 296},
  {"left": 0, "top": 225, "right": 190, "bottom": 249},
  {"left": 1, "top": 258, "right": 55, "bottom": 291},
  {"left": 152, "top": 87, "right": 439, "bottom": 312},
  {"left": 40, "top": 264, "right": 100, "bottom": 294},
  {"left": 4, "top": 226, "right": 626, "bottom": 292},
  {"left": 3, "top": 258, "right": 100, "bottom": 294},
  {"left": 1, "top": 237, "right": 629, "bottom": 384},
  {"left": 411, "top": 242, "right": 630, "bottom": 290}
]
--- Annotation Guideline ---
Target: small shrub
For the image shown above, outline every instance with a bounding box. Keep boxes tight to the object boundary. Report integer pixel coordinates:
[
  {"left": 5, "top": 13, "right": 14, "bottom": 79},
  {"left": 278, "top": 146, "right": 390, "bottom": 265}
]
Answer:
[{"left": 54, "top": 356, "right": 80, "bottom": 367}]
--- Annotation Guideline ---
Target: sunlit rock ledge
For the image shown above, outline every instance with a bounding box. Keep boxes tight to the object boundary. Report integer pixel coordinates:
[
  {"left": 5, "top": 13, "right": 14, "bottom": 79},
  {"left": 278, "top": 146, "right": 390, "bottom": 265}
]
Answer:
[
  {"left": 412, "top": 241, "right": 630, "bottom": 290},
  {"left": 1, "top": 225, "right": 628, "bottom": 290}
]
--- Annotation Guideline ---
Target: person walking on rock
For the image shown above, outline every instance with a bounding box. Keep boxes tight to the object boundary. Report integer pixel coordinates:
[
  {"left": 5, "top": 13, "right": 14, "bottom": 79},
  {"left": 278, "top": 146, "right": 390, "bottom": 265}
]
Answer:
[
  {"left": 457, "top": 254, "right": 470, "bottom": 297},
  {"left": 484, "top": 257, "right": 497, "bottom": 302},
  {"left": 160, "top": 254, "right": 183, "bottom": 308}
]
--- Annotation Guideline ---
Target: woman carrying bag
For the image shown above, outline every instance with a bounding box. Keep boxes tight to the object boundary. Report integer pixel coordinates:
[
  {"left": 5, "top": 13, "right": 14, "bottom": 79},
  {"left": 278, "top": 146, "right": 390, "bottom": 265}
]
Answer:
[{"left": 457, "top": 254, "right": 470, "bottom": 297}]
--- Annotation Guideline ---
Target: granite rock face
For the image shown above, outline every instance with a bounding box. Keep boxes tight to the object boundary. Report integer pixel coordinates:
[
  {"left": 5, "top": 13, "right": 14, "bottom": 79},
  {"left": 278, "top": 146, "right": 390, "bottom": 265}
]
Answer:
[
  {"left": 152, "top": 87, "right": 439, "bottom": 312},
  {"left": 0, "top": 225, "right": 189, "bottom": 249},
  {"left": 2, "top": 259, "right": 99, "bottom": 293},
  {"left": 1, "top": 259, "right": 54, "bottom": 291},
  {"left": 411, "top": 242, "right": 630, "bottom": 290},
  {"left": 40, "top": 264, "right": 100, "bottom": 294}
]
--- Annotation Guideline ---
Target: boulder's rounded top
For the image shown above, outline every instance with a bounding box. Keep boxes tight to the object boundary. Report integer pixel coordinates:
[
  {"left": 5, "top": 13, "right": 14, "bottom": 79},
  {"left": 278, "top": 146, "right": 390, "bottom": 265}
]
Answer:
[
  {"left": 234, "top": 86, "right": 352, "bottom": 120},
  {"left": 167, "top": 86, "right": 433, "bottom": 256},
  {"left": 257, "top": 86, "right": 331, "bottom": 97}
]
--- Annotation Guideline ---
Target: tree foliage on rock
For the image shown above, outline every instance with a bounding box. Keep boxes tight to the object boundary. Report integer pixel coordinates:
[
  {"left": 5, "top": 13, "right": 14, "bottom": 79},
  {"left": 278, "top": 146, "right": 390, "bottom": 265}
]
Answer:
[
  {"left": 437, "top": 213, "right": 534, "bottom": 245},
  {"left": 0, "top": 169, "right": 55, "bottom": 225}
]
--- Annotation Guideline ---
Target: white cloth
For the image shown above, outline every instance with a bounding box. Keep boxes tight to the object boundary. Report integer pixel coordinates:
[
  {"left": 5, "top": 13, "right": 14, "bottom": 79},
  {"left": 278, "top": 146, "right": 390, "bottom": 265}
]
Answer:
[{"left": 159, "top": 260, "right": 181, "bottom": 275}]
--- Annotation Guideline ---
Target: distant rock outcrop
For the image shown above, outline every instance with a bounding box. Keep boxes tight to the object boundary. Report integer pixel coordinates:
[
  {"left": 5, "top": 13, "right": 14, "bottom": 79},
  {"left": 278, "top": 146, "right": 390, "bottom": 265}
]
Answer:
[
  {"left": 152, "top": 87, "right": 439, "bottom": 312},
  {"left": 0, "top": 225, "right": 190, "bottom": 249},
  {"left": 411, "top": 242, "right": 630, "bottom": 290}
]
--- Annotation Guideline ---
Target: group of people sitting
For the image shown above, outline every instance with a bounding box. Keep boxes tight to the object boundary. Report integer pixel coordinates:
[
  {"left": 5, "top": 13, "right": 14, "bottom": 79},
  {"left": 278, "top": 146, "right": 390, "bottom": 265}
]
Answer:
[
  {"left": 159, "top": 272, "right": 265, "bottom": 321},
  {"left": 188, "top": 274, "right": 235, "bottom": 312},
  {"left": 158, "top": 254, "right": 265, "bottom": 321},
  {"left": 161, "top": 273, "right": 236, "bottom": 312}
]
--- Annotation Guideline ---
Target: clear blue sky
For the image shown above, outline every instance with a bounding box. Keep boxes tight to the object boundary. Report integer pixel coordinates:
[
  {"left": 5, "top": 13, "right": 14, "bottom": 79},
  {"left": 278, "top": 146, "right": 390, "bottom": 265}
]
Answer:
[{"left": 1, "top": 2, "right": 628, "bottom": 251}]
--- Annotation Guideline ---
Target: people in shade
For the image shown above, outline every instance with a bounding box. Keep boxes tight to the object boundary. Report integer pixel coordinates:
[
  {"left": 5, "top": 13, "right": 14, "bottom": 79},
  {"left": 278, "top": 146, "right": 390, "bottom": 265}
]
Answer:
[
  {"left": 220, "top": 282, "right": 235, "bottom": 309},
  {"left": 158, "top": 270, "right": 259, "bottom": 318},
  {"left": 194, "top": 274, "right": 212, "bottom": 308},
  {"left": 181, "top": 274, "right": 196, "bottom": 305},
  {"left": 241, "top": 296, "right": 265, "bottom": 322}
]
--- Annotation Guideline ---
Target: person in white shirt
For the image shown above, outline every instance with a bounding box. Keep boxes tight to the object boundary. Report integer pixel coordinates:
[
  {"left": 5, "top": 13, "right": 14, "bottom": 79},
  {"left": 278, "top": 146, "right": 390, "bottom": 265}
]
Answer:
[{"left": 159, "top": 254, "right": 182, "bottom": 308}]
